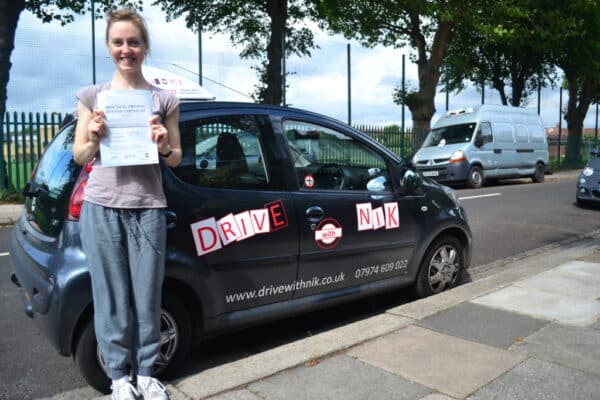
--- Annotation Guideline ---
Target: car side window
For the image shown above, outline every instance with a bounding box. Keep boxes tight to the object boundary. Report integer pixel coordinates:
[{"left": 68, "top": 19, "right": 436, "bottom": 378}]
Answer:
[
  {"left": 173, "top": 115, "right": 271, "bottom": 189},
  {"left": 480, "top": 122, "right": 493, "bottom": 144},
  {"left": 283, "top": 120, "right": 391, "bottom": 192}
]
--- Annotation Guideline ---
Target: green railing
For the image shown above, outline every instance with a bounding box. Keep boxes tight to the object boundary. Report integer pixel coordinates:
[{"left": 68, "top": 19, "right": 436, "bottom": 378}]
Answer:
[
  {"left": 1, "top": 111, "right": 65, "bottom": 191},
  {"left": 354, "top": 124, "right": 417, "bottom": 158}
]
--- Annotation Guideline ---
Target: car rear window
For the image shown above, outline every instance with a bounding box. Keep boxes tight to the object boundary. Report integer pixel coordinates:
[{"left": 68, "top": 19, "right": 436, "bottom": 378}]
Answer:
[{"left": 26, "top": 123, "right": 80, "bottom": 237}]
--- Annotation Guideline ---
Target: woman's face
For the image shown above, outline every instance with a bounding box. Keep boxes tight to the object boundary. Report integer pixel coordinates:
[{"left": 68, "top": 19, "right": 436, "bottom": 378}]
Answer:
[{"left": 107, "top": 21, "right": 146, "bottom": 73}]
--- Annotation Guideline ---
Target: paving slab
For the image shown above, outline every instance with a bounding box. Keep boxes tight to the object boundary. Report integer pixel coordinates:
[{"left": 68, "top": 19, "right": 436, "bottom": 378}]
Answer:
[
  {"left": 510, "top": 323, "right": 600, "bottom": 376},
  {"left": 472, "top": 285, "right": 600, "bottom": 326},
  {"left": 418, "top": 302, "right": 549, "bottom": 349},
  {"left": 347, "top": 325, "right": 525, "bottom": 399},
  {"left": 468, "top": 358, "right": 600, "bottom": 400},
  {"left": 514, "top": 261, "right": 600, "bottom": 299},
  {"left": 206, "top": 389, "right": 263, "bottom": 400},
  {"left": 174, "top": 313, "right": 411, "bottom": 399},
  {"left": 418, "top": 394, "right": 457, "bottom": 400},
  {"left": 247, "top": 355, "right": 431, "bottom": 400}
]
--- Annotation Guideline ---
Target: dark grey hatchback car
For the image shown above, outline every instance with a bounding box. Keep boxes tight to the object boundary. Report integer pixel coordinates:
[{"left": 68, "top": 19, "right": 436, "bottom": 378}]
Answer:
[
  {"left": 10, "top": 101, "right": 472, "bottom": 393},
  {"left": 576, "top": 150, "right": 600, "bottom": 207}
]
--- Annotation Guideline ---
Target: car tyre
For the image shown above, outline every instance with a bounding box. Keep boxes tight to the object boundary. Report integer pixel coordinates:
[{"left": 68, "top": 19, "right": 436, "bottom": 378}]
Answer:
[
  {"left": 414, "top": 235, "right": 465, "bottom": 298},
  {"left": 467, "top": 166, "right": 484, "bottom": 189},
  {"left": 532, "top": 163, "right": 545, "bottom": 183},
  {"left": 74, "top": 294, "right": 192, "bottom": 394}
]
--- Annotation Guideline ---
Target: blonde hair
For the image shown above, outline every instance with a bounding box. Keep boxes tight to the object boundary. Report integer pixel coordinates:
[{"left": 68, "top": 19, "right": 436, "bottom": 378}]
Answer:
[{"left": 105, "top": 8, "right": 150, "bottom": 52}]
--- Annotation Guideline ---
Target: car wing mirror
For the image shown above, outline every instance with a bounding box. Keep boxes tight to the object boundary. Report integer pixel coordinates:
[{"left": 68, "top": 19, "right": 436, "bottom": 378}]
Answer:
[
  {"left": 367, "top": 175, "right": 387, "bottom": 192},
  {"left": 400, "top": 169, "right": 422, "bottom": 192},
  {"left": 474, "top": 132, "right": 484, "bottom": 147}
]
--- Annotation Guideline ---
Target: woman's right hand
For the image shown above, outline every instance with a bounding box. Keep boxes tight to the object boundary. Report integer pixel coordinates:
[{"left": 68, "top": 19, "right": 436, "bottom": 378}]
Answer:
[{"left": 88, "top": 110, "right": 106, "bottom": 143}]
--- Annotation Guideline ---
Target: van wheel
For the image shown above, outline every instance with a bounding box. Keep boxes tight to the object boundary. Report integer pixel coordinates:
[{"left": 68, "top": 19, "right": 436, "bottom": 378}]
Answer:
[
  {"left": 414, "top": 236, "right": 465, "bottom": 298},
  {"left": 532, "top": 163, "right": 545, "bottom": 183},
  {"left": 74, "top": 295, "right": 192, "bottom": 394},
  {"left": 467, "top": 166, "right": 483, "bottom": 188}
]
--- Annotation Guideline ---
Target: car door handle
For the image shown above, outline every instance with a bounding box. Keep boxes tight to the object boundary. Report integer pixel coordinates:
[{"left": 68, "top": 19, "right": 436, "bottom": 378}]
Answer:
[
  {"left": 494, "top": 149, "right": 502, "bottom": 154},
  {"left": 305, "top": 206, "right": 324, "bottom": 223},
  {"left": 165, "top": 210, "right": 177, "bottom": 229}
]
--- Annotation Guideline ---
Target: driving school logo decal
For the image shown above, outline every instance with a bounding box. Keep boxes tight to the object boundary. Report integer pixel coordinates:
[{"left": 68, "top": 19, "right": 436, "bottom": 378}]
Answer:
[{"left": 314, "top": 218, "right": 343, "bottom": 249}]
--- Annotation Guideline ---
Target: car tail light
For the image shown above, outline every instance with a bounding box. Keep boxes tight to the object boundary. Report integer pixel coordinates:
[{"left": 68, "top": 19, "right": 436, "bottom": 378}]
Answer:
[{"left": 67, "top": 164, "right": 92, "bottom": 221}]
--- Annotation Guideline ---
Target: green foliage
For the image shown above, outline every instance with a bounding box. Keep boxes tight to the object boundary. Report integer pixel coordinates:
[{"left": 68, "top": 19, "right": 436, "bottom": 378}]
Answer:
[
  {"left": 153, "top": 0, "right": 318, "bottom": 103},
  {"left": 443, "top": 0, "right": 557, "bottom": 107},
  {"left": 0, "top": 188, "right": 24, "bottom": 204},
  {"left": 315, "top": 0, "right": 480, "bottom": 130},
  {"left": 24, "top": 0, "right": 144, "bottom": 25}
]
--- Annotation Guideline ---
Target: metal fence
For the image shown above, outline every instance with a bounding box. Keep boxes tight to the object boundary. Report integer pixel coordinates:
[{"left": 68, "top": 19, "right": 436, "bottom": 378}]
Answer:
[
  {"left": 1, "top": 111, "right": 65, "bottom": 191},
  {"left": 2, "top": 111, "right": 598, "bottom": 192}
]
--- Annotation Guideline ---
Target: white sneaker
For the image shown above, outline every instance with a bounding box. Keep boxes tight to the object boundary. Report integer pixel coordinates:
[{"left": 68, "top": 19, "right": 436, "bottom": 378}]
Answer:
[
  {"left": 137, "top": 377, "right": 169, "bottom": 400},
  {"left": 111, "top": 380, "right": 140, "bottom": 400}
]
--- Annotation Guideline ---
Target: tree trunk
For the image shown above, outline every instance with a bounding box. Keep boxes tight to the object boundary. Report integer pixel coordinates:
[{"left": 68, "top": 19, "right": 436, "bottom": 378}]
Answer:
[
  {"left": 492, "top": 78, "right": 508, "bottom": 105},
  {"left": 406, "top": 19, "right": 452, "bottom": 146},
  {"left": 0, "top": 0, "right": 25, "bottom": 119},
  {"left": 562, "top": 69, "right": 595, "bottom": 167},
  {"left": 263, "top": 0, "right": 286, "bottom": 105}
]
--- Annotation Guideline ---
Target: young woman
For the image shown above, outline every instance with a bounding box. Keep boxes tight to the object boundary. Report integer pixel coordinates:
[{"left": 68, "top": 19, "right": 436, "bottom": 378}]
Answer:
[{"left": 73, "top": 8, "right": 181, "bottom": 400}]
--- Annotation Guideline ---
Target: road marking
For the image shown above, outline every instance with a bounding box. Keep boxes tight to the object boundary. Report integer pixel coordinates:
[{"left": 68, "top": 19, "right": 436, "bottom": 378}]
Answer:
[
  {"left": 0, "top": 252, "right": 9, "bottom": 257},
  {"left": 459, "top": 193, "right": 502, "bottom": 200}
]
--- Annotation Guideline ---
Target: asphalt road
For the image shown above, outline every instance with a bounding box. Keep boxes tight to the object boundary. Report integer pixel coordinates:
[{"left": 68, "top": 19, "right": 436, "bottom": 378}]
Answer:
[{"left": 1, "top": 177, "right": 598, "bottom": 399}]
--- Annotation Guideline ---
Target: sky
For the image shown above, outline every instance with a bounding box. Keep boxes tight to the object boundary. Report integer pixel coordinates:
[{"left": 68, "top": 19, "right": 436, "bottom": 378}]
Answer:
[{"left": 6, "top": 1, "right": 599, "bottom": 130}]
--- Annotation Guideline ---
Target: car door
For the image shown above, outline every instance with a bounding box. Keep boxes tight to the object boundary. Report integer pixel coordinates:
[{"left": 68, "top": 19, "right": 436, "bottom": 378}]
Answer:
[
  {"left": 281, "top": 119, "right": 419, "bottom": 298},
  {"left": 164, "top": 113, "right": 299, "bottom": 316}
]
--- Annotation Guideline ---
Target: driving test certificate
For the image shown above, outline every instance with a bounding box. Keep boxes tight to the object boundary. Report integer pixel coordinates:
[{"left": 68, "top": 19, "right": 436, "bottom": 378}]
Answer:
[{"left": 97, "top": 89, "right": 158, "bottom": 167}]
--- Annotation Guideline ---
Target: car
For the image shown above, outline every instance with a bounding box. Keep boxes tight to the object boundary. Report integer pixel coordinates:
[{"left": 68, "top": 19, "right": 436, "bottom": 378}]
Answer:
[
  {"left": 413, "top": 105, "right": 549, "bottom": 188},
  {"left": 576, "top": 149, "right": 600, "bottom": 207},
  {"left": 10, "top": 101, "right": 472, "bottom": 393}
]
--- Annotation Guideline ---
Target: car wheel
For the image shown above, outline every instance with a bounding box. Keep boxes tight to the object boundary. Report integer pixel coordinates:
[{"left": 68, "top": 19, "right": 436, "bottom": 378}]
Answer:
[
  {"left": 74, "top": 295, "right": 192, "bottom": 394},
  {"left": 414, "top": 236, "right": 465, "bottom": 298},
  {"left": 467, "top": 166, "right": 483, "bottom": 189},
  {"left": 532, "top": 163, "right": 545, "bottom": 183}
]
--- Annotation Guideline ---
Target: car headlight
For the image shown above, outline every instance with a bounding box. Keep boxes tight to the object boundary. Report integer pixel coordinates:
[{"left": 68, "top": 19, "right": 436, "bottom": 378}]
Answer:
[
  {"left": 449, "top": 150, "right": 467, "bottom": 164},
  {"left": 442, "top": 185, "right": 459, "bottom": 207},
  {"left": 583, "top": 166, "right": 594, "bottom": 176}
]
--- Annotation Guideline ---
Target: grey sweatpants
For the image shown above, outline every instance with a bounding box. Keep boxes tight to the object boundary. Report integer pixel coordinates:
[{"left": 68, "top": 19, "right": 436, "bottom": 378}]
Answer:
[{"left": 80, "top": 201, "right": 166, "bottom": 379}]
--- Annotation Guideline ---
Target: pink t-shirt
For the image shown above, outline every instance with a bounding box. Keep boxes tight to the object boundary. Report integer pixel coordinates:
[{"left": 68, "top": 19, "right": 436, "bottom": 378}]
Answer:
[{"left": 76, "top": 83, "right": 179, "bottom": 209}]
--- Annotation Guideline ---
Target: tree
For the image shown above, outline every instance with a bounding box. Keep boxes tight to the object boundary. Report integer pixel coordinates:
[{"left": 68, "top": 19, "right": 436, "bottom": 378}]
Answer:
[
  {"left": 154, "top": 0, "right": 318, "bottom": 105},
  {"left": 443, "top": 0, "right": 556, "bottom": 107},
  {"left": 0, "top": 1, "right": 141, "bottom": 121},
  {"left": 540, "top": 0, "right": 600, "bottom": 167},
  {"left": 315, "top": 0, "right": 476, "bottom": 137}
]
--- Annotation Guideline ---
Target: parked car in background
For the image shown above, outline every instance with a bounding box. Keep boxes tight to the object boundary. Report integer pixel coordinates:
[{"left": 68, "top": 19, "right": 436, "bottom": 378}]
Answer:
[
  {"left": 413, "top": 105, "right": 549, "bottom": 188},
  {"left": 10, "top": 101, "right": 472, "bottom": 393},
  {"left": 576, "top": 150, "right": 600, "bottom": 207}
]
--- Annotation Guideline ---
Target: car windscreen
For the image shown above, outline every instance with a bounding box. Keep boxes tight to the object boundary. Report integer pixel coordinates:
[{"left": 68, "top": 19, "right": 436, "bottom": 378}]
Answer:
[
  {"left": 422, "top": 123, "right": 477, "bottom": 147},
  {"left": 26, "top": 124, "right": 80, "bottom": 237}
]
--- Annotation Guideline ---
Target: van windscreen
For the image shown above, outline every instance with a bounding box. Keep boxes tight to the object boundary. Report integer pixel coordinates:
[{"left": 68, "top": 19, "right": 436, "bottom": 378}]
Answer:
[{"left": 422, "top": 123, "right": 476, "bottom": 147}]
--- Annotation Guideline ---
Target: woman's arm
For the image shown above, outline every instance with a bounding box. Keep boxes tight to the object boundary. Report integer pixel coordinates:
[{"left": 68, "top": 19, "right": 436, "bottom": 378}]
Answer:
[{"left": 73, "top": 101, "right": 104, "bottom": 165}]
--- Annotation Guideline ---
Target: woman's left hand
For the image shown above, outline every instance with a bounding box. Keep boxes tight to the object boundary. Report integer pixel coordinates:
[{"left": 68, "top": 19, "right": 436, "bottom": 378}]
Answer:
[{"left": 149, "top": 115, "right": 170, "bottom": 154}]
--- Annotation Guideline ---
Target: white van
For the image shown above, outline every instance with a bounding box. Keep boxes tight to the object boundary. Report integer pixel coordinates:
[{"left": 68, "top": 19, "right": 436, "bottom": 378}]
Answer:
[{"left": 413, "top": 105, "right": 549, "bottom": 188}]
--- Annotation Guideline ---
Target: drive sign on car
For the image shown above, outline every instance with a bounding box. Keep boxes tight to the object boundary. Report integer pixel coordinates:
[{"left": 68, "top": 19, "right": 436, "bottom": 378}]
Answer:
[{"left": 10, "top": 96, "right": 472, "bottom": 393}]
